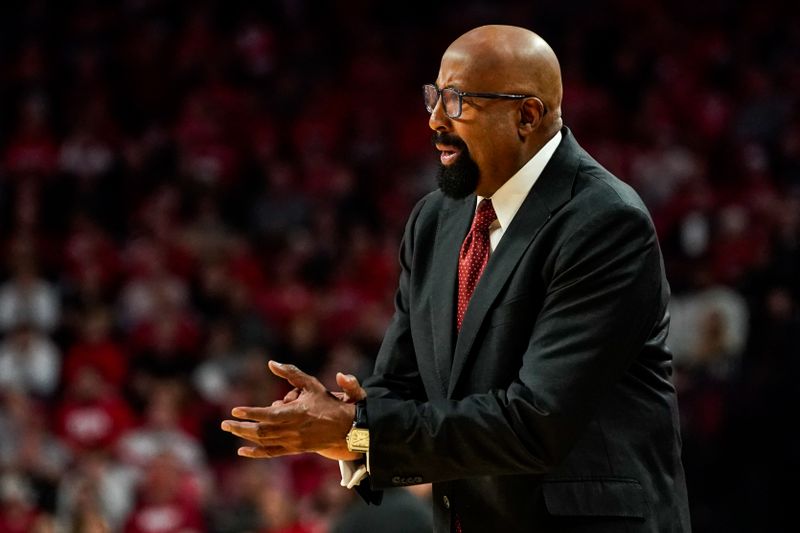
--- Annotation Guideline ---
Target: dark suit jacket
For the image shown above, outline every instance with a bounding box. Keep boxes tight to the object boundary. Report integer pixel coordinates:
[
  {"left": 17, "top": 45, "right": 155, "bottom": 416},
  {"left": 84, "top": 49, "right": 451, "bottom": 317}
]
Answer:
[{"left": 360, "top": 128, "right": 691, "bottom": 532}]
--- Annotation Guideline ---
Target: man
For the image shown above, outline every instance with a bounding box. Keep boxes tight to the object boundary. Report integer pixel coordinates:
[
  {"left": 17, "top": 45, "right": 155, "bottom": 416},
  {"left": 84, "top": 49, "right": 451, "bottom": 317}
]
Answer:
[{"left": 222, "top": 25, "right": 691, "bottom": 532}]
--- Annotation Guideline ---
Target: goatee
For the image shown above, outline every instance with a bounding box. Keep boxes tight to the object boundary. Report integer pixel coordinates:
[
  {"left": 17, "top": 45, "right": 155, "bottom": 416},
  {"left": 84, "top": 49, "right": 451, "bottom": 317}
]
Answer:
[{"left": 433, "top": 132, "right": 480, "bottom": 199}]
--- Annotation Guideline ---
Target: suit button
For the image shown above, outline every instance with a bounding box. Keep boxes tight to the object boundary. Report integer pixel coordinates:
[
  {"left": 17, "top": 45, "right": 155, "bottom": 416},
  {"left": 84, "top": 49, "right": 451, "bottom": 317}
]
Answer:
[{"left": 443, "top": 495, "right": 450, "bottom": 509}]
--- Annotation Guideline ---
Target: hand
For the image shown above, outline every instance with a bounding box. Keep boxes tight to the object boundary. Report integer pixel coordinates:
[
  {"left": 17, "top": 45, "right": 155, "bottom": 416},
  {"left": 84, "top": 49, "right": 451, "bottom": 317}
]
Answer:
[
  {"left": 273, "top": 371, "right": 367, "bottom": 461},
  {"left": 272, "top": 372, "right": 367, "bottom": 407},
  {"left": 333, "top": 372, "right": 367, "bottom": 403},
  {"left": 277, "top": 372, "right": 366, "bottom": 405},
  {"left": 221, "top": 361, "right": 362, "bottom": 461}
]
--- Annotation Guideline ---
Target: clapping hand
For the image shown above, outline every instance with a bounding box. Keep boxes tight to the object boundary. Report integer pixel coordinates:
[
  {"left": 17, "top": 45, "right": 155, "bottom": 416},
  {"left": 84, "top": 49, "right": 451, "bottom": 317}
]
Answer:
[{"left": 220, "top": 361, "right": 366, "bottom": 461}]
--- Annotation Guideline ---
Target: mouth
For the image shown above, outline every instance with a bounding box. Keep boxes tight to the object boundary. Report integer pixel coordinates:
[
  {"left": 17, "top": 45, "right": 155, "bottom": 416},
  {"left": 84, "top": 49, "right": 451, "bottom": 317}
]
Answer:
[{"left": 436, "top": 144, "right": 462, "bottom": 166}]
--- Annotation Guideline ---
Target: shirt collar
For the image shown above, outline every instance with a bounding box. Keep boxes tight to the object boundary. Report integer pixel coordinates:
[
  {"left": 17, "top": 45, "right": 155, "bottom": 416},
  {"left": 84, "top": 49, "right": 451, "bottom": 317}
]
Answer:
[{"left": 477, "top": 130, "right": 562, "bottom": 230}]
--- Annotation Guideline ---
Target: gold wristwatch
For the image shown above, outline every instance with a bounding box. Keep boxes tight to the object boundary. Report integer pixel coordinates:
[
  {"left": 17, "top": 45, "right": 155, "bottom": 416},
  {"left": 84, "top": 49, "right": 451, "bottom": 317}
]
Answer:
[{"left": 345, "top": 401, "right": 370, "bottom": 453}]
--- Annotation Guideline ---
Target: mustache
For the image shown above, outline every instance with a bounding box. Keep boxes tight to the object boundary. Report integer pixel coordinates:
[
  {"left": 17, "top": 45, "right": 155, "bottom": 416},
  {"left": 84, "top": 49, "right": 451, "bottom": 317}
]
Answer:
[{"left": 431, "top": 132, "right": 467, "bottom": 150}]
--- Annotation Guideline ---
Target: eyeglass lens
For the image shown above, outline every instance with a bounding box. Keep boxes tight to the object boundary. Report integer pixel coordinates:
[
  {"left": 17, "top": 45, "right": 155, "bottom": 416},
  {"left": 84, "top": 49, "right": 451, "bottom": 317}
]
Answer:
[{"left": 423, "top": 85, "right": 461, "bottom": 118}]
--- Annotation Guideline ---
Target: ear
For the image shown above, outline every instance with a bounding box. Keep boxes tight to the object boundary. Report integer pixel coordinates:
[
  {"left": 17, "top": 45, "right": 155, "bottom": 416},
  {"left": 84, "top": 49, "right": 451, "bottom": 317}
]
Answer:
[{"left": 518, "top": 98, "right": 545, "bottom": 138}]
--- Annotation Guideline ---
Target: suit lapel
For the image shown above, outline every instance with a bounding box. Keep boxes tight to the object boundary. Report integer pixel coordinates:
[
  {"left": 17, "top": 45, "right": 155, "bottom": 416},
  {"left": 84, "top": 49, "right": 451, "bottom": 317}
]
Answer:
[
  {"left": 447, "top": 128, "right": 582, "bottom": 397},
  {"left": 430, "top": 194, "right": 475, "bottom": 397}
]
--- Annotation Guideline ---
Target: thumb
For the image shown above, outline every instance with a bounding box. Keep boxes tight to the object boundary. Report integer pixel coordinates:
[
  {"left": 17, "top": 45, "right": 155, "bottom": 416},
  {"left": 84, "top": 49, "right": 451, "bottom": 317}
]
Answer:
[
  {"left": 268, "top": 361, "right": 324, "bottom": 392},
  {"left": 336, "top": 372, "right": 366, "bottom": 402}
]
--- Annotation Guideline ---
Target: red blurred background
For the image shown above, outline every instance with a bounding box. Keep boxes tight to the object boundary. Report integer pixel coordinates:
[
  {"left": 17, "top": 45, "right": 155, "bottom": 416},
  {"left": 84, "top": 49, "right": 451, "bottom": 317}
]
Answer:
[{"left": 0, "top": 1, "right": 798, "bottom": 532}]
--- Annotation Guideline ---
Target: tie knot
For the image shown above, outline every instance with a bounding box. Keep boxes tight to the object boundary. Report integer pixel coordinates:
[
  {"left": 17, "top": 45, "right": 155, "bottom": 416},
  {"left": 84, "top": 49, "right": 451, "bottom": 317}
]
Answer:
[{"left": 473, "top": 199, "right": 497, "bottom": 232}]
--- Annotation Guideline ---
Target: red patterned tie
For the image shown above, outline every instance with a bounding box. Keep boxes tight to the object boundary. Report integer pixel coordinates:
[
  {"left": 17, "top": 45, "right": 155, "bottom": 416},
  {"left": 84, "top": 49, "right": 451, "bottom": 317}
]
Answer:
[{"left": 456, "top": 198, "right": 497, "bottom": 331}]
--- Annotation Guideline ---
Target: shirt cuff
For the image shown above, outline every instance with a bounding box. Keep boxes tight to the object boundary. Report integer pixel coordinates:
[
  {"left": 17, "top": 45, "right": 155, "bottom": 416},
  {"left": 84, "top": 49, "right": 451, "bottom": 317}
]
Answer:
[{"left": 339, "top": 454, "right": 370, "bottom": 489}]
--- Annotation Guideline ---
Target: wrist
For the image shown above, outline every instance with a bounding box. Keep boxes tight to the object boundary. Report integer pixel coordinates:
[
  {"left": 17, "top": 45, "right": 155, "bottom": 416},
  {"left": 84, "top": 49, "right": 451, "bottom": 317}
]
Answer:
[{"left": 345, "top": 400, "right": 370, "bottom": 453}]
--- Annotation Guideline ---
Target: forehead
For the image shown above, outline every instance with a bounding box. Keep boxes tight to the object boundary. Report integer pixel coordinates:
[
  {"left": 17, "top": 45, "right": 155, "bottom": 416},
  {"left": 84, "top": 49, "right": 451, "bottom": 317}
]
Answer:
[{"left": 436, "top": 49, "right": 504, "bottom": 91}]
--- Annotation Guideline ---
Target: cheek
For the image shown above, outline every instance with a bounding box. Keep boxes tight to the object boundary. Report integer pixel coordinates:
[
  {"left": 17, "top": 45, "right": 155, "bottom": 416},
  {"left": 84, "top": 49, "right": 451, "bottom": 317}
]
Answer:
[
  {"left": 455, "top": 110, "right": 517, "bottom": 167},
  {"left": 482, "top": 119, "right": 519, "bottom": 157},
  {"left": 462, "top": 125, "right": 507, "bottom": 166}
]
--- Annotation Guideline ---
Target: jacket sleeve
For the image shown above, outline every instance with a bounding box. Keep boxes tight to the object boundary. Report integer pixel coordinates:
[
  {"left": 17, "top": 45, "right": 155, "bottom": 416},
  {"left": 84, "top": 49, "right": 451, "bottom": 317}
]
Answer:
[{"left": 364, "top": 203, "right": 667, "bottom": 488}]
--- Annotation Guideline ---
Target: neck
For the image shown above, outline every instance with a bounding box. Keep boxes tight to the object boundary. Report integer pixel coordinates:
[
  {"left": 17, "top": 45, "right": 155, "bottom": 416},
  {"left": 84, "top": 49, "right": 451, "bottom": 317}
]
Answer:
[{"left": 476, "top": 133, "right": 554, "bottom": 197}]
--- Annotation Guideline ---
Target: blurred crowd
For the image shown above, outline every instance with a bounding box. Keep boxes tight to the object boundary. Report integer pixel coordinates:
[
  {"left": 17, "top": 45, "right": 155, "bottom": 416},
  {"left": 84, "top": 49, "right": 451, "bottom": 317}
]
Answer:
[{"left": 0, "top": 1, "right": 798, "bottom": 532}]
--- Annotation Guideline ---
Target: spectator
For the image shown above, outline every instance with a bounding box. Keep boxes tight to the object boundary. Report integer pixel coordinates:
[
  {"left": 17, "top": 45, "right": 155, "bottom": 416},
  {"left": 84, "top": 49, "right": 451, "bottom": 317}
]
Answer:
[
  {"left": 56, "top": 451, "right": 136, "bottom": 532},
  {"left": 0, "top": 257, "right": 60, "bottom": 334},
  {"left": 0, "top": 322, "right": 60, "bottom": 397},
  {"left": 0, "top": 390, "right": 70, "bottom": 516},
  {"left": 331, "top": 486, "right": 433, "bottom": 533},
  {"left": 54, "top": 367, "right": 135, "bottom": 454},
  {"left": 255, "top": 484, "right": 311, "bottom": 533},
  {"left": 122, "top": 453, "right": 205, "bottom": 533},
  {"left": 192, "top": 320, "right": 246, "bottom": 406},
  {"left": 205, "top": 461, "right": 274, "bottom": 533},
  {"left": 669, "top": 285, "right": 749, "bottom": 380},
  {"left": 117, "top": 382, "right": 208, "bottom": 482},
  {"left": 62, "top": 306, "right": 128, "bottom": 389},
  {"left": 0, "top": 472, "right": 45, "bottom": 533}
]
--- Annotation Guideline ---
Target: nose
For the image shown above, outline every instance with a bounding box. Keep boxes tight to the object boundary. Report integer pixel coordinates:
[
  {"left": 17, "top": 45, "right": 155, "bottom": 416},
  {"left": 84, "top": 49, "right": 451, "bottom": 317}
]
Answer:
[{"left": 428, "top": 95, "right": 451, "bottom": 132}]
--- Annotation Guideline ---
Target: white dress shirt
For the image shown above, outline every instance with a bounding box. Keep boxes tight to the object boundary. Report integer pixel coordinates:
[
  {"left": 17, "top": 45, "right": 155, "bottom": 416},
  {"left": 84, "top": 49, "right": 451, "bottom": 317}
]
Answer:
[
  {"left": 479, "top": 130, "right": 562, "bottom": 251},
  {"left": 340, "top": 130, "right": 563, "bottom": 488}
]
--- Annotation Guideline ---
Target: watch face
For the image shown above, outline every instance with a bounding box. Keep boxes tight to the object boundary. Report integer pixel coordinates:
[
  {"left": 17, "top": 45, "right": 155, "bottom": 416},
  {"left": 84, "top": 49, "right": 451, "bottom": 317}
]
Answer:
[
  {"left": 348, "top": 428, "right": 369, "bottom": 451},
  {"left": 351, "top": 430, "right": 369, "bottom": 447}
]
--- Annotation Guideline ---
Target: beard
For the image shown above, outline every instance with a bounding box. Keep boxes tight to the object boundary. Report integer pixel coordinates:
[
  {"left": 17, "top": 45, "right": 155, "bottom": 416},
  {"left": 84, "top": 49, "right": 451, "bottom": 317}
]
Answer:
[{"left": 432, "top": 132, "right": 480, "bottom": 199}]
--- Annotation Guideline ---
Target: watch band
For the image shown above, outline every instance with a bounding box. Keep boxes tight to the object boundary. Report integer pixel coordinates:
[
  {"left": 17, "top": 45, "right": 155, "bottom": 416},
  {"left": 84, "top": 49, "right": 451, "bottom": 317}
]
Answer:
[{"left": 353, "top": 400, "right": 368, "bottom": 428}]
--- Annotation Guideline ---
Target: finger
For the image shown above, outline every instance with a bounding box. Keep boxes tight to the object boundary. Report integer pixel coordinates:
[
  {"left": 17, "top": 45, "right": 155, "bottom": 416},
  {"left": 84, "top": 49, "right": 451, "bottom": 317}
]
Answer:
[
  {"left": 238, "top": 445, "right": 301, "bottom": 459},
  {"left": 220, "top": 420, "right": 262, "bottom": 441},
  {"left": 229, "top": 407, "right": 271, "bottom": 421},
  {"left": 283, "top": 388, "right": 301, "bottom": 403},
  {"left": 221, "top": 420, "right": 299, "bottom": 444},
  {"left": 271, "top": 388, "right": 301, "bottom": 407},
  {"left": 230, "top": 405, "right": 300, "bottom": 423},
  {"left": 336, "top": 372, "right": 366, "bottom": 402},
  {"left": 268, "top": 361, "right": 325, "bottom": 392}
]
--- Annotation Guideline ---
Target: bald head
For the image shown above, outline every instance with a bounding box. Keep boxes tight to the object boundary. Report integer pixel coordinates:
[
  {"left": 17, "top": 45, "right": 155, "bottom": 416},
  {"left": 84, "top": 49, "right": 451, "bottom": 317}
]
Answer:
[
  {"left": 430, "top": 26, "right": 564, "bottom": 197},
  {"left": 443, "top": 25, "right": 563, "bottom": 130}
]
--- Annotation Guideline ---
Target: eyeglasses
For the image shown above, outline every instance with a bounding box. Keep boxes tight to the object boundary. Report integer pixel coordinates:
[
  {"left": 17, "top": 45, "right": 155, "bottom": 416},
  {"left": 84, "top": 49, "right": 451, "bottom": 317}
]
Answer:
[{"left": 423, "top": 84, "right": 547, "bottom": 119}]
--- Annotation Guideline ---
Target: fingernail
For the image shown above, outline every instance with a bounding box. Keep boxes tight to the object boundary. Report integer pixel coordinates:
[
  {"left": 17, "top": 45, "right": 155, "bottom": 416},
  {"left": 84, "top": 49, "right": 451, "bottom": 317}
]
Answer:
[
  {"left": 221, "top": 421, "right": 230, "bottom": 431},
  {"left": 232, "top": 408, "right": 244, "bottom": 417}
]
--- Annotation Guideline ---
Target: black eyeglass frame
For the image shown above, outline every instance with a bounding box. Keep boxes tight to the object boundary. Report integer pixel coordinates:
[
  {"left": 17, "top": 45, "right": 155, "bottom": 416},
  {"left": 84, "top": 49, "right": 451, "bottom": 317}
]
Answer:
[{"left": 423, "top": 84, "right": 547, "bottom": 119}]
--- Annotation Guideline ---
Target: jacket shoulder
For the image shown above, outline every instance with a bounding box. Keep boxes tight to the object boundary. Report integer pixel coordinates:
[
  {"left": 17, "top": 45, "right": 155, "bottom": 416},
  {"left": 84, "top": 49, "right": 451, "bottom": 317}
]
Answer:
[{"left": 568, "top": 150, "right": 654, "bottom": 225}]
